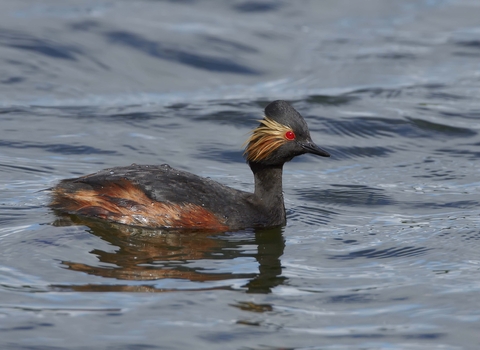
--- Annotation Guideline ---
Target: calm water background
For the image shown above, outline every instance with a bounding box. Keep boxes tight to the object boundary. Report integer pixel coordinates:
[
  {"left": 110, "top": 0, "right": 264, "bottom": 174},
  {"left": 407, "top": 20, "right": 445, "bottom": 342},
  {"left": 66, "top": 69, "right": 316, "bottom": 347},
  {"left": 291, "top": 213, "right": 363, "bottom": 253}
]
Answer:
[{"left": 1, "top": 1, "right": 480, "bottom": 349}]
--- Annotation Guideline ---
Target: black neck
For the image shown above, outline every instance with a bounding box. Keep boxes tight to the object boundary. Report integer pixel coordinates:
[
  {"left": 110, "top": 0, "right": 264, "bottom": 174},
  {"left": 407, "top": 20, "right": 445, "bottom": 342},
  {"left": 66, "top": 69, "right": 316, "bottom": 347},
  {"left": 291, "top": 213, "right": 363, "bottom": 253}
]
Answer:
[{"left": 249, "top": 161, "right": 286, "bottom": 224}]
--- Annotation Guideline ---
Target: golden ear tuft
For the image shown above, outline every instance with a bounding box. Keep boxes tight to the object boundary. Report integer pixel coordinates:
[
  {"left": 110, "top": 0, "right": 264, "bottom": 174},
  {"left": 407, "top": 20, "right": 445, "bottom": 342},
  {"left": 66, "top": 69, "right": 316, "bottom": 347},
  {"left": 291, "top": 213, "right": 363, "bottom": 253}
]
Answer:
[{"left": 243, "top": 117, "right": 293, "bottom": 162}]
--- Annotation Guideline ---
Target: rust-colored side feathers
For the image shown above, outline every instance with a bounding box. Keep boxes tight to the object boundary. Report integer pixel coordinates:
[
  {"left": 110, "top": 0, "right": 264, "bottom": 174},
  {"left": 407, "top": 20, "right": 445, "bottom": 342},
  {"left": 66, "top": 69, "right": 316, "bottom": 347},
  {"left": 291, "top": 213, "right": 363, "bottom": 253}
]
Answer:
[{"left": 51, "top": 179, "right": 228, "bottom": 230}]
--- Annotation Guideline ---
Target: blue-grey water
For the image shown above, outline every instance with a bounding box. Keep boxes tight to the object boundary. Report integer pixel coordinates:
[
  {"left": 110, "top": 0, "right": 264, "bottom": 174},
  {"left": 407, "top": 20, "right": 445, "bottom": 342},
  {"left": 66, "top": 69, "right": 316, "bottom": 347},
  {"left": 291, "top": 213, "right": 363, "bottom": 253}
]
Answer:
[{"left": 1, "top": 1, "right": 480, "bottom": 349}]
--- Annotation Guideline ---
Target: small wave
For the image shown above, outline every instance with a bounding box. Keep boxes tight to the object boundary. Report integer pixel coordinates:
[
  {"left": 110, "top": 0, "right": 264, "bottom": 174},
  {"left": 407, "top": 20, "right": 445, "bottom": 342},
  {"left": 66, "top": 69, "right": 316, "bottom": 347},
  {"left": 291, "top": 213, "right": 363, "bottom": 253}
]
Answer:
[
  {"left": 306, "top": 94, "right": 359, "bottom": 106},
  {"left": 329, "top": 245, "right": 431, "bottom": 260},
  {"left": 407, "top": 117, "right": 477, "bottom": 138},
  {"left": 0, "top": 140, "right": 119, "bottom": 155},
  {"left": 288, "top": 206, "right": 337, "bottom": 226},
  {"left": 296, "top": 184, "right": 396, "bottom": 208},
  {"left": 322, "top": 116, "right": 402, "bottom": 139},
  {"left": 330, "top": 146, "right": 395, "bottom": 160},
  {"left": 105, "top": 30, "right": 260, "bottom": 75}
]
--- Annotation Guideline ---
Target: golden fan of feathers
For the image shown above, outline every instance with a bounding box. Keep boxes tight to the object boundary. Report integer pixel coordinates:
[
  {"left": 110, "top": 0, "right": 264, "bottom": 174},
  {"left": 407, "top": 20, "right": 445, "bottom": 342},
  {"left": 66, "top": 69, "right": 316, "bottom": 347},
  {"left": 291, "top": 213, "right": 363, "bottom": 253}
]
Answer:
[{"left": 243, "top": 117, "right": 294, "bottom": 162}]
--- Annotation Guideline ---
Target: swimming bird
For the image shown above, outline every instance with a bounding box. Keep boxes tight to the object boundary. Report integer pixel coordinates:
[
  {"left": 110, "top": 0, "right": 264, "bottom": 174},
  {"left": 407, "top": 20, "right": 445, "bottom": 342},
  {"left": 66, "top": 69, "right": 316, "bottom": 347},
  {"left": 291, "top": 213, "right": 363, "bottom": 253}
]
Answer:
[{"left": 51, "top": 100, "right": 330, "bottom": 231}]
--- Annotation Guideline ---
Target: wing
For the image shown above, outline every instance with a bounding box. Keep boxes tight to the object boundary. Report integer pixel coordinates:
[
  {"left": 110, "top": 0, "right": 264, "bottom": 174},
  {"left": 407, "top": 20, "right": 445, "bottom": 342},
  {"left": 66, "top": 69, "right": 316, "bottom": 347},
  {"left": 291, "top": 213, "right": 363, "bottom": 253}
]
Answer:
[{"left": 51, "top": 164, "right": 256, "bottom": 230}]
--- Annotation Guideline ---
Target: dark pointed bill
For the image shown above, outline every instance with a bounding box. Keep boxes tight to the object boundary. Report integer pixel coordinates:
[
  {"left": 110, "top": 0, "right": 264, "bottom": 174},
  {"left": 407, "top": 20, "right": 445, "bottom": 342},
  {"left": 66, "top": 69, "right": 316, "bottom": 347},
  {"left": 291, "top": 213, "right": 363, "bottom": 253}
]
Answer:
[{"left": 300, "top": 141, "right": 330, "bottom": 157}]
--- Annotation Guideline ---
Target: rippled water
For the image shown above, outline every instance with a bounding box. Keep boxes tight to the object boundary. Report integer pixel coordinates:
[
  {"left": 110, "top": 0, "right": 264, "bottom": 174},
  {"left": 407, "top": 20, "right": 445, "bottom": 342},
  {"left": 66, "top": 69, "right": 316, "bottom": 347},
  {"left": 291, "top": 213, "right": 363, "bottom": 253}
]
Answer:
[{"left": 1, "top": 1, "right": 480, "bottom": 349}]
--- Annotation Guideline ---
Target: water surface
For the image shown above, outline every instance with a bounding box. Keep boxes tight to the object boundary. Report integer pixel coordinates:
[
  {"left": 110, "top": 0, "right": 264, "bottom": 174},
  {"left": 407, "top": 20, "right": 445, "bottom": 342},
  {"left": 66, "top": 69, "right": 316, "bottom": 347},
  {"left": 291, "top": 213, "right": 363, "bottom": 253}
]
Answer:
[{"left": 1, "top": 1, "right": 480, "bottom": 349}]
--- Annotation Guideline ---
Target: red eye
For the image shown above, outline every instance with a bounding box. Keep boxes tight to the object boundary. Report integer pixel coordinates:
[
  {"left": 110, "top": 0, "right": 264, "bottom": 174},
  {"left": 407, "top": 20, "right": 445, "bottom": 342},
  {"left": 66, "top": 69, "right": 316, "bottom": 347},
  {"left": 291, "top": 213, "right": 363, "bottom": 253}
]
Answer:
[{"left": 285, "top": 130, "right": 295, "bottom": 140}]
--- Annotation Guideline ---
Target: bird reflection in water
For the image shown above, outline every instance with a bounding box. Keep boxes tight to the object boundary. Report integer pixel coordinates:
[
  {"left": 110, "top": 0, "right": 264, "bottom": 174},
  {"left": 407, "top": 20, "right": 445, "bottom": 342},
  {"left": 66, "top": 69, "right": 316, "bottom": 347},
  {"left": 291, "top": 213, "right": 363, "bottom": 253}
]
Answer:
[{"left": 52, "top": 214, "right": 286, "bottom": 294}]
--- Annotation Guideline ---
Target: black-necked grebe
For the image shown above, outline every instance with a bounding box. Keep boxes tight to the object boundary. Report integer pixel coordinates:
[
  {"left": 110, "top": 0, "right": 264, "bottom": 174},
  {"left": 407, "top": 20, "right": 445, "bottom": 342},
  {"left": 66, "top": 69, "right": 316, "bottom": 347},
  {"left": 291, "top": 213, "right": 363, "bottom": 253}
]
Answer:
[{"left": 51, "top": 100, "right": 330, "bottom": 231}]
